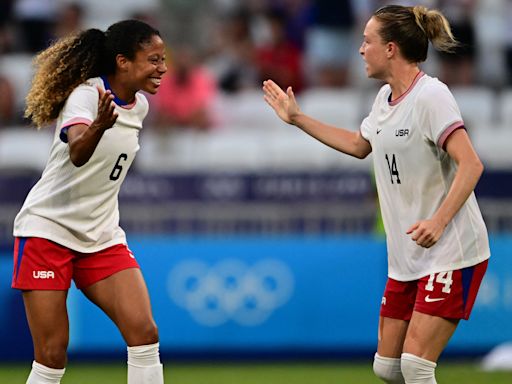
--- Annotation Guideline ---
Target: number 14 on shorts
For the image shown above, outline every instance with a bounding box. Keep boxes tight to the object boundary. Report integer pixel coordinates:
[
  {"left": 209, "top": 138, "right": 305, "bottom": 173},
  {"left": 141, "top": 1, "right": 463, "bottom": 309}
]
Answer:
[{"left": 425, "top": 271, "right": 453, "bottom": 301}]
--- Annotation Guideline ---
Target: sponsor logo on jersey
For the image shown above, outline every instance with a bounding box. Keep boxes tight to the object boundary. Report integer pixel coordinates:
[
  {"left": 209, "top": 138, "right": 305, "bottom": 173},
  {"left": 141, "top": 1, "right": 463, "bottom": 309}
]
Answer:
[
  {"left": 33, "top": 270, "right": 55, "bottom": 279},
  {"left": 381, "top": 296, "right": 386, "bottom": 305},
  {"left": 424, "top": 295, "right": 445, "bottom": 303}
]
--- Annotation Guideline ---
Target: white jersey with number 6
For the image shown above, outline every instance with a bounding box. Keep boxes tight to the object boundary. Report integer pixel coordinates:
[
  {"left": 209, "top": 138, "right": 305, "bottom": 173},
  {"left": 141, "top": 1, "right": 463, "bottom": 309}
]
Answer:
[
  {"left": 14, "top": 77, "right": 148, "bottom": 253},
  {"left": 361, "top": 72, "right": 490, "bottom": 281}
]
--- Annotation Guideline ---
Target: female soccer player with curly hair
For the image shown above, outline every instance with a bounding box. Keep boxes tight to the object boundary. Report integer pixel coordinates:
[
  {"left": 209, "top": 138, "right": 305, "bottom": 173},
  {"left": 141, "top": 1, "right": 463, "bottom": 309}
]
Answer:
[{"left": 12, "top": 19, "right": 167, "bottom": 384}]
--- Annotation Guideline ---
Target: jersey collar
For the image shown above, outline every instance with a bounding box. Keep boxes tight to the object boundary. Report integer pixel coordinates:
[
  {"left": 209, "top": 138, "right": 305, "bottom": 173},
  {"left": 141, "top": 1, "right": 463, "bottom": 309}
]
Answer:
[
  {"left": 388, "top": 71, "right": 425, "bottom": 106},
  {"left": 100, "top": 75, "right": 131, "bottom": 106}
]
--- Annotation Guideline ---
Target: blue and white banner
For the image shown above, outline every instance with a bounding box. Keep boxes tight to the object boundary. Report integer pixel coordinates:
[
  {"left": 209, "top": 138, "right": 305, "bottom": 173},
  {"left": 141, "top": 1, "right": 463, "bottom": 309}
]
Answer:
[
  {"left": 65, "top": 235, "right": 511, "bottom": 355},
  {"left": 67, "top": 236, "right": 386, "bottom": 353},
  {"left": 1, "top": 236, "right": 511, "bottom": 359}
]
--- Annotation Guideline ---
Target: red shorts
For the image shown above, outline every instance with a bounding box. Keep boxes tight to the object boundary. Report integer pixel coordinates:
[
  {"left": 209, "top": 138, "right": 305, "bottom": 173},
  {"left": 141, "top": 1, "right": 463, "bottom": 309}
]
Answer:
[
  {"left": 380, "top": 259, "right": 488, "bottom": 321},
  {"left": 11, "top": 237, "right": 140, "bottom": 290}
]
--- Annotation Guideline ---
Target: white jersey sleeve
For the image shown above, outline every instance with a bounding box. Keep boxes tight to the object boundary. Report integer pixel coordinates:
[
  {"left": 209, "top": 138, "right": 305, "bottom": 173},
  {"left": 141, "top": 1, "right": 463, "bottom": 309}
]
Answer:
[
  {"left": 14, "top": 77, "right": 146, "bottom": 252},
  {"left": 60, "top": 81, "right": 99, "bottom": 129},
  {"left": 414, "top": 82, "right": 464, "bottom": 148}
]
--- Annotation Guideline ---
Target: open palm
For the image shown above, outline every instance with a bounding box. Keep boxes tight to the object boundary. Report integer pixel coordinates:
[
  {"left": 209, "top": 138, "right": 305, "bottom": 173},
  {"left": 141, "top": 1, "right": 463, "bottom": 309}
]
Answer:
[
  {"left": 95, "top": 86, "right": 118, "bottom": 131},
  {"left": 262, "top": 80, "right": 300, "bottom": 125}
]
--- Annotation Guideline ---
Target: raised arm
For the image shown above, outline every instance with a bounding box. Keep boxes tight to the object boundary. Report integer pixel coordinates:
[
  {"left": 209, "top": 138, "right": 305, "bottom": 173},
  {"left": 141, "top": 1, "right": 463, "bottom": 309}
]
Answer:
[
  {"left": 262, "top": 80, "right": 372, "bottom": 159},
  {"left": 67, "top": 87, "right": 118, "bottom": 167}
]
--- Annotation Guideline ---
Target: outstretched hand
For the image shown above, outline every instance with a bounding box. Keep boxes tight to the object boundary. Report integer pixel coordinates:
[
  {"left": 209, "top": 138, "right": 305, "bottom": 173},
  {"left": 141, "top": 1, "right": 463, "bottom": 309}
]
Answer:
[
  {"left": 262, "top": 80, "right": 301, "bottom": 125},
  {"left": 94, "top": 86, "right": 118, "bottom": 131}
]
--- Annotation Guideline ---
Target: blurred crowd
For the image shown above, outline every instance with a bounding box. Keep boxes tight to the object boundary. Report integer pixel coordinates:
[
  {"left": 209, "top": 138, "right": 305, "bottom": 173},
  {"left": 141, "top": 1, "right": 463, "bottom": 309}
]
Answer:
[{"left": 0, "top": 0, "right": 512, "bottom": 129}]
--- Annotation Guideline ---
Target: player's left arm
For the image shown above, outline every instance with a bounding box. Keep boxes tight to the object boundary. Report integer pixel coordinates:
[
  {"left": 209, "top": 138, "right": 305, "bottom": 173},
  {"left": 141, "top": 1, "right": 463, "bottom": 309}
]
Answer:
[{"left": 407, "top": 128, "right": 484, "bottom": 248}]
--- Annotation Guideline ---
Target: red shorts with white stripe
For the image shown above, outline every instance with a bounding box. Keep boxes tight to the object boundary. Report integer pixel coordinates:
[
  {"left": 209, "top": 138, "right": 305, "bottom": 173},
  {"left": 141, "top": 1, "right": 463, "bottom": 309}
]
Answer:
[
  {"left": 380, "top": 259, "right": 488, "bottom": 321},
  {"left": 11, "top": 237, "right": 140, "bottom": 290}
]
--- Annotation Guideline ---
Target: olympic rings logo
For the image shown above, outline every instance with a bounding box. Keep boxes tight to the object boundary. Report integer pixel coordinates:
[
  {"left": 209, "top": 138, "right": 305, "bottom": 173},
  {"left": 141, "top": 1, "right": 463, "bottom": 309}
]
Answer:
[{"left": 167, "top": 259, "right": 295, "bottom": 327}]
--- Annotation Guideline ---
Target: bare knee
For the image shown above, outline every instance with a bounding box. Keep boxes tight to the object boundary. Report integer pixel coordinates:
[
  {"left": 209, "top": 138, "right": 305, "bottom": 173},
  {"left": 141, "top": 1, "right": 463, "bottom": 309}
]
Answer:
[
  {"left": 124, "top": 319, "right": 159, "bottom": 347},
  {"left": 34, "top": 339, "right": 68, "bottom": 369}
]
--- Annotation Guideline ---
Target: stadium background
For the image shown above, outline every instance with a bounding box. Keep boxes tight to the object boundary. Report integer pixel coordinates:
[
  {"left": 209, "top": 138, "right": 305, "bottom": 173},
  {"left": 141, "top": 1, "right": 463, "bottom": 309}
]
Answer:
[{"left": 0, "top": 0, "right": 511, "bottom": 382}]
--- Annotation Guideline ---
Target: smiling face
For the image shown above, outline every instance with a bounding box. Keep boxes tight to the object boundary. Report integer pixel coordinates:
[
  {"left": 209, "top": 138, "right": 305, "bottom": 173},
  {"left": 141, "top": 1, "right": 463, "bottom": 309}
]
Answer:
[
  {"left": 359, "top": 17, "right": 390, "bottom": 80},
  {"left": 123, "top": 34, "right": 167, "bottom": 95}
]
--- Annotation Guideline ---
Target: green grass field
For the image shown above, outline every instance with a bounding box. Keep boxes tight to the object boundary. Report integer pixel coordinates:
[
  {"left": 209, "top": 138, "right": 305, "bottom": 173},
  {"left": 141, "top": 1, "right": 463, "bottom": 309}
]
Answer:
[{"left": 1, "top": 361, "right": 511, "bottom": 383}]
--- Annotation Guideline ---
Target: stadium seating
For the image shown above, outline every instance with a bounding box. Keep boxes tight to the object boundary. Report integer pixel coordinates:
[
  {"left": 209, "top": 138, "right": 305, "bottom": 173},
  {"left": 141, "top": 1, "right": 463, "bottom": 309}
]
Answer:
[
  {"left": 0, "top": 128, "right": 53, "bottom": 171},
  {"left": 0, "top": 54, "right": 34, "bottom": 116},
  {"left": 78, "top": 0, "right": 160, "bottom": 29},
  {"left": 451, "top": 86, "right": 497, "bottom": 132},
  {"left": 472, "top": 127, "right": 512, "bottom": 170},
  {"left": 217, "top": 89, "right": 289, "bottom": 132},
  {"left": 0, "top": 83, "right": 509, "bottom": 172},
  {"left": 498, "top": 89, "right": 512, "bottom": 128},
  {"left": 299, "top": 87, "right": 365, "bottom": 131}
]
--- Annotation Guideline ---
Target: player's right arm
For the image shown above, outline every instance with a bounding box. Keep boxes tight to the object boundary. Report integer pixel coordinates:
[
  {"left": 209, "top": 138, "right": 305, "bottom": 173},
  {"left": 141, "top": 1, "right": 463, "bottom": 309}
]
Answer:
[
  {"left": 262, "top": 79, "right": 372, "bottom": 159},
  {"left": 68, "top": 87, "right": 118, "bottom": 167}
]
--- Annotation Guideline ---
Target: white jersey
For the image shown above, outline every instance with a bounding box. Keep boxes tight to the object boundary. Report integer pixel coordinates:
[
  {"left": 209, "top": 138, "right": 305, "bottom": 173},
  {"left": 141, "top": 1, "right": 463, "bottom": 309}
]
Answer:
[
  {"left": 14, "top": 77, "right": 148, "bottom": 253},
  {"left": 361, "top": 73, "right": 490, "bottom": 281}
]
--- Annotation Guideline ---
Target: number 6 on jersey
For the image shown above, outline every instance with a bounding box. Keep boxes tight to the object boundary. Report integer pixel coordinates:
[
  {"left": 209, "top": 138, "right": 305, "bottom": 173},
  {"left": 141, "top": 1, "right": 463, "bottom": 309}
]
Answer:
[{"left": 110, "top": 153, "right": 128, "bottom": 181}]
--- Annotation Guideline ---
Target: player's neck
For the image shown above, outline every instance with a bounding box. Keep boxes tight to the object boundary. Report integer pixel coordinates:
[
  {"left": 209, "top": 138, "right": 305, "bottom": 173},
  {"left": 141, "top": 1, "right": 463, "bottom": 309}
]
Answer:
[
  {"left": 104, "top": 75, "right": 135, "bottom": 104},
  {"left": 388, "top": 65, "right": 422, "bottom": 102}
]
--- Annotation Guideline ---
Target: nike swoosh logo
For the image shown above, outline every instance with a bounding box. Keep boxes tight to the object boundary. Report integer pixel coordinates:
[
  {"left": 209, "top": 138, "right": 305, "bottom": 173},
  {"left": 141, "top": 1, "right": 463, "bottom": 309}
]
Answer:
[
  {"left": 425, "top": 295, "right": 445, "bottom": 303},
  {"left": 376, "top": 129, "right": 382, "bottom": 134}
]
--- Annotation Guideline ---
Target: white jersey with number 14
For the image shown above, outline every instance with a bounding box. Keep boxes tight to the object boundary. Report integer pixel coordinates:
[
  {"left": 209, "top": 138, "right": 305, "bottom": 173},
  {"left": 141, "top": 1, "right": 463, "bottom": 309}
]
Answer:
[{"left": 361, "top": 73, "right": 490, "bottom": 281}]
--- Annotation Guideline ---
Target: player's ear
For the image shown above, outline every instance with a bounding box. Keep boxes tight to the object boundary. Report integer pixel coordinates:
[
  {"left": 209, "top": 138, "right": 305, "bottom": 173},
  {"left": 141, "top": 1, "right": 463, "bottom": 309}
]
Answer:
[
  {"left": 116, "top": 54, "right": 129, "bottom": 72},
  {"left": 386, "top": 42, "right": 397, "bottom": 58}
]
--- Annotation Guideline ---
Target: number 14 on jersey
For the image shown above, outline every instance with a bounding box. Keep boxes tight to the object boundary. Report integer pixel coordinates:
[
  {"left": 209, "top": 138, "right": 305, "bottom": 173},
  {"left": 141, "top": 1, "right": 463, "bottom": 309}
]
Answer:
[{"left": 385, "top": 153, "right": 401, "bottom": 184}]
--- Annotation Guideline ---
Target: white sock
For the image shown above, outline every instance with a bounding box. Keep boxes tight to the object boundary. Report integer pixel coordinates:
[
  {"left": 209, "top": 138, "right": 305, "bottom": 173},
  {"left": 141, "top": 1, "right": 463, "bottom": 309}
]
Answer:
[
  {"left": 127, "top": 342, "right": 164, "bottom": 384},
  {"left": 373, "top": 353, "right": 405, "bottom": 383},
  {"left": 26, "top": 361, "right": 65, "bottom": 384},
  {"left": 401, "top": 353, "right": 437, "bottom": 384}
]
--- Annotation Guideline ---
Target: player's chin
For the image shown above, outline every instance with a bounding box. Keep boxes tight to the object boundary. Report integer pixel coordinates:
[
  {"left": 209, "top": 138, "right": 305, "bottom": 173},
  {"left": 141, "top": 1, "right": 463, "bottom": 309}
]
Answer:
[
  {"left": 143, "top": 79, "right": 162, "bottom": 94},
  {"left": 145, "top": 87, "right": 158, "bottom": 95}
]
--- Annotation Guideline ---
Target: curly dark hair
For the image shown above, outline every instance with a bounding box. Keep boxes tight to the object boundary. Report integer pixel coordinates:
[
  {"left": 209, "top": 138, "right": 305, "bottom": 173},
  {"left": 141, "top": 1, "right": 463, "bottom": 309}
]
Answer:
[{"left": 25, "top": 20, "right": 160, "bottom": 128}]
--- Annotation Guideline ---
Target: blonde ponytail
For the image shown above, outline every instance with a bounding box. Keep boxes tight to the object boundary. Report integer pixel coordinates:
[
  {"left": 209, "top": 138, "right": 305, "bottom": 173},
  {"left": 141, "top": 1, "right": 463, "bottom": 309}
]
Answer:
[
  {"left": 412, "top": 6, "right": 458, "bottom": 53},
  {"left": 373, "top": 4, "right": 460, "bottom": 63}
]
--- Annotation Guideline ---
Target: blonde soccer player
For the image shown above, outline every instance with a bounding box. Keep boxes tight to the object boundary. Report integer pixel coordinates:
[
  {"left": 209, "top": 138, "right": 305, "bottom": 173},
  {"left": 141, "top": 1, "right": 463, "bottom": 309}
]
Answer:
[{"left": 263, "top": 5, "right": 490, "bottom": 384}]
